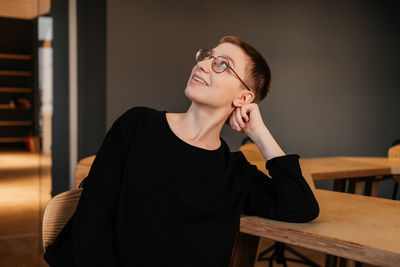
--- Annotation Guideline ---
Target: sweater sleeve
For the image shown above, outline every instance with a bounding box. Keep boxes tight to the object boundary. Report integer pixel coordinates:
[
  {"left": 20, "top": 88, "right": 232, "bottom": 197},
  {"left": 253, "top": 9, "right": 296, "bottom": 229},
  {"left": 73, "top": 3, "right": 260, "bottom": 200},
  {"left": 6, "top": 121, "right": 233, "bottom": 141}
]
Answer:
[
  {"left": 45, "top": 107, "right": 142, "bottom": 266},
  {"left": 241, "top": 154, "right": 319, "bottom": 223}
]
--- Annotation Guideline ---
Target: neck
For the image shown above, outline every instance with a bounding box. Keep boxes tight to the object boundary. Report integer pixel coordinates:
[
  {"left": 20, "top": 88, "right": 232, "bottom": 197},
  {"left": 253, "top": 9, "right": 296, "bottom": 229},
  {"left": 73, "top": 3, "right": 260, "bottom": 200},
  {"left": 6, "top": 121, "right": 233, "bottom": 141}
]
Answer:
[{"left": 179, "top": 103, "right": 233, "bottom": 145}]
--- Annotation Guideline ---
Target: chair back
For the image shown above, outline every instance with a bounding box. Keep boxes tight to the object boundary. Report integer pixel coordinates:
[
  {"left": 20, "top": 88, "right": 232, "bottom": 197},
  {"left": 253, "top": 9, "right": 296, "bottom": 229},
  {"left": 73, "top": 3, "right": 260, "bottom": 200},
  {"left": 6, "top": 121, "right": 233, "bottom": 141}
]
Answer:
[
  {"left": 75, "top": 155, "right": 96, "bottom": 188},
  {"left": 240, "top": 143, "right": 265, "bottom": 163},
  {"left": 42, "top": 189, "right": 83, "bottom": 250},
  {"left": 389, "top": 144, "right": 400, "bottom": 196},
  {"left": 388, "top": 145, "right": 400, "bottom": 159}
]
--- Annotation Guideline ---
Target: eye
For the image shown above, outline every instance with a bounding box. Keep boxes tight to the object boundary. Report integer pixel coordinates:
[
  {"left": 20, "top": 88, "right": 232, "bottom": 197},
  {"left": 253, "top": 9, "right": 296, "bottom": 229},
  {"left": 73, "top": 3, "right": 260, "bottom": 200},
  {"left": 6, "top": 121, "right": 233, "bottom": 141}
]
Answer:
[
  {"left": 215, "top": 59, "right": 228, "bottom": 72},
  {"left": 212, "top": 56, "right": 230, "bottom": 73},
  {"left": 203, "top": 54, "right": 212, "bottom": 60},
  {"left": 219, "top": 60, "right": 228, "bottom": 70},
  {"left": 196, "top": 49, "right": 212, "bottom": 62},
  {"left": 200, "top": 50, "right": 210, "bottom": 59}
]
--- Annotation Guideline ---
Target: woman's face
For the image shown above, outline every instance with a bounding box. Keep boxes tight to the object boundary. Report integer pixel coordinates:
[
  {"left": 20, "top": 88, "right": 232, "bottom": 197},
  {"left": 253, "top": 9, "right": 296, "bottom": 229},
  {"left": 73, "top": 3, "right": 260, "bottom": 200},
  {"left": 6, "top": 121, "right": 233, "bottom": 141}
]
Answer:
[{"left": 185, "top": 43, "right": 252, "bottom": 109}]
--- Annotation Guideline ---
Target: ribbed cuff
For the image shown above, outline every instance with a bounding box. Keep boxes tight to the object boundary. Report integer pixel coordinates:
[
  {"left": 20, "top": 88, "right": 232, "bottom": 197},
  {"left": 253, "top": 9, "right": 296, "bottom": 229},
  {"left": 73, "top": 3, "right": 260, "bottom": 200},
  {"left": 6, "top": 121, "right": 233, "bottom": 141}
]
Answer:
[{"left": 265, "top": 154, "right": 300, "bottom": 170}]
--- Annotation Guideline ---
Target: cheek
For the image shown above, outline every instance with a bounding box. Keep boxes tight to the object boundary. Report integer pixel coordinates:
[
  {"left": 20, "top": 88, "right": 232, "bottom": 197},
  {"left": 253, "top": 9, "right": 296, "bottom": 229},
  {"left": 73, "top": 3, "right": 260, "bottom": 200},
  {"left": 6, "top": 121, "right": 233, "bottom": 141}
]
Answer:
[
  {"left": 212, "top": 75, "right": 239, "bottom": 95},
  {"left": 209, "top": 79, "right": 239, "bottom": 106},
  {"left": 188, "top": 66, "right": 196, "bottom": 78}
]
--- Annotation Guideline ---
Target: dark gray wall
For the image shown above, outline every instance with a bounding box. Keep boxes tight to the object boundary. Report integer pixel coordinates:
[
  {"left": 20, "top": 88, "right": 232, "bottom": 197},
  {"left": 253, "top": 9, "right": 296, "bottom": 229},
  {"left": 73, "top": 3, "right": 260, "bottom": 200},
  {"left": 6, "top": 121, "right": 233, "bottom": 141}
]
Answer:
[
  {"left": 77, "top": 0, "right": 107, "bottom": 160},
  {"left": 106, "top": 1, "right": 400, "bottom": 197}
]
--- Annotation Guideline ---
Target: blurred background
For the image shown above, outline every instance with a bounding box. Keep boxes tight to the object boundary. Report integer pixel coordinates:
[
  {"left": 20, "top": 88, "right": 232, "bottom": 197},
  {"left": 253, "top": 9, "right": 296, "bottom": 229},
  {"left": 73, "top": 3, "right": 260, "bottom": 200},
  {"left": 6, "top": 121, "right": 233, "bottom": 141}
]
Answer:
[{"left": 0, "top": 0, "right": 398, "bottom": 266}]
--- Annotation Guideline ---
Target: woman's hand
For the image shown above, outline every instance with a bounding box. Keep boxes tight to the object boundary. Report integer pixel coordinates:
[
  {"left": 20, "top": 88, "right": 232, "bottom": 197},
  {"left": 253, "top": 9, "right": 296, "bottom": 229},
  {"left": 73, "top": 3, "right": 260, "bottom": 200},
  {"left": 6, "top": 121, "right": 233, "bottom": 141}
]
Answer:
[
  {"left": 228, "top": 103, "right": 265, "bottom": 137},
  {"left": 228, "top": 103, "right": 286, "bottom": 160}
]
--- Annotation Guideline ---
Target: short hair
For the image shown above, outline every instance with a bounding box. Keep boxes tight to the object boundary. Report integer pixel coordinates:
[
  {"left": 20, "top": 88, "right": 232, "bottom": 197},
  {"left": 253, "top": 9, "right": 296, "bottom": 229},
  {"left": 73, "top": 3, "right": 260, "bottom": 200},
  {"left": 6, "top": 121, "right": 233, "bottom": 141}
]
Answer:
[{"left": 219, "top": 36, "right": 271, "bottom": 103}]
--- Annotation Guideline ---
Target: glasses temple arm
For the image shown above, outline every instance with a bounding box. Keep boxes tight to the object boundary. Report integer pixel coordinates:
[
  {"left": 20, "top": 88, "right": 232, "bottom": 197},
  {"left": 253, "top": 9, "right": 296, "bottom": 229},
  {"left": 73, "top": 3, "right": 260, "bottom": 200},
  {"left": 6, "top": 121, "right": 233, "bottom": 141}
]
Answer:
[{"left": 228, "top": 66, "right": 252, "bottom": 91}]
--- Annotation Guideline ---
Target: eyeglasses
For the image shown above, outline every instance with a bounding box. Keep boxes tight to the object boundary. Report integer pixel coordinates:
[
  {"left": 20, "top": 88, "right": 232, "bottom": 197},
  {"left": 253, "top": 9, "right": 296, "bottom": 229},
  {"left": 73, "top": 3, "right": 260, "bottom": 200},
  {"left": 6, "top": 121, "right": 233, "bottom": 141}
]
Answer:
[{"left": 195, "top": 48, "right": 251, "bottom": 91}]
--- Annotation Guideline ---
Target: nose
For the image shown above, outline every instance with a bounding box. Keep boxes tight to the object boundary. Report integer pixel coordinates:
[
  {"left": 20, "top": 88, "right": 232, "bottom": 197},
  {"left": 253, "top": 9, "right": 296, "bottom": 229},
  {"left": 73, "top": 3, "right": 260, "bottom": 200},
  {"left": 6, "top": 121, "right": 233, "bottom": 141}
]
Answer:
[{"left": 196, "top": 58, "right": 212, "bottom": 74}]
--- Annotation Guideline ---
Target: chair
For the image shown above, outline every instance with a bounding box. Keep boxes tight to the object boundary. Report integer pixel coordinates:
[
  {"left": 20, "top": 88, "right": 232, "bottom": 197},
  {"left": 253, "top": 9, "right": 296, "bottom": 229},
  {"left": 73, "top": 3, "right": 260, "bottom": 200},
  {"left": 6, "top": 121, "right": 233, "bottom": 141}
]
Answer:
[
  {"left": 239, "top": 140, "right": 320, "bottom": 267},
  {"left": 42, "top": 189, "right": 83, "bottom": 250},
  {"left": 389, "top": 144, "right": 400, "bottom": 200},
  {"left": 75, "top": 155, "right": 96, "bottom": 188},
  {"left": 389, "top": 144, "right": 400, "bottom": 159}
]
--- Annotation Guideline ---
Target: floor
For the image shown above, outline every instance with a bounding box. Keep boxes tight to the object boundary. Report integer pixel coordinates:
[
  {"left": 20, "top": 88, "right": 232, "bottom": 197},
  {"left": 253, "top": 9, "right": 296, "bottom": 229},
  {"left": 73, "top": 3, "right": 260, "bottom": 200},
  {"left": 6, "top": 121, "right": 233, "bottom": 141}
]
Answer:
[
  {"left": 0, "top": 151, "right": 371, "bottom": 267},
  {"left": 0, "top": 151, "right": 50, "bottom": 267}
]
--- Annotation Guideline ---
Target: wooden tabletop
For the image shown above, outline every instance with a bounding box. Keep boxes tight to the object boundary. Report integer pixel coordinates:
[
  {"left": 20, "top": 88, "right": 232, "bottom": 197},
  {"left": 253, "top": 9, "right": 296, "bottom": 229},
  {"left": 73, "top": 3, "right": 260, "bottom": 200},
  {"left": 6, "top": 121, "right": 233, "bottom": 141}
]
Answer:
[
  {"left": 299, "top": 157, "right": 395, "bottom": 181},
  {"left": 239, "top": 189, "right": 400, "bottom": 266},
  {"left": 345, "top": 157, "right": 400, "bottom": 175},
  {"left": 240, "top": 144, "right": 400, "bottom": 181}
]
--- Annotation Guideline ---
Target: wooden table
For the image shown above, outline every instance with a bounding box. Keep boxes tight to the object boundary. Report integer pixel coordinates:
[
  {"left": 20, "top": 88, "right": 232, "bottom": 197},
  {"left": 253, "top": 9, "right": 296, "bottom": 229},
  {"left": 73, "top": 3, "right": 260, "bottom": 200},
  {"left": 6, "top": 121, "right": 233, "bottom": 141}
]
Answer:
[
  {"left": 235, "top": 144, "right": 400, "bottom": 266},
  {"left": 240, "top": 144, "right": 400, "bottom": 178},
  {"left": 301, "top": 157, "right": 400, "bottom": 196},
  {"left": 240, "top": 144, "right": 400, "bottom": 197},
  {"left": 231, "top": 189, "right": 400, "bottom": 267}
]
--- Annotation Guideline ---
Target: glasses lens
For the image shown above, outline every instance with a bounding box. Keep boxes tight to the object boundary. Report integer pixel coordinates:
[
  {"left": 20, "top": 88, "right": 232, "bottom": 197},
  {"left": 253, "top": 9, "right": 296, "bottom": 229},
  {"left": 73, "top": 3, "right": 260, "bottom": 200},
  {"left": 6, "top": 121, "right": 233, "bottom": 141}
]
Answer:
[
  {"left": 196, "top": 49, "right": 211, "bottom": 62},
  {"left": 212, "top": 57, "right": 229, "bottom": 73}
]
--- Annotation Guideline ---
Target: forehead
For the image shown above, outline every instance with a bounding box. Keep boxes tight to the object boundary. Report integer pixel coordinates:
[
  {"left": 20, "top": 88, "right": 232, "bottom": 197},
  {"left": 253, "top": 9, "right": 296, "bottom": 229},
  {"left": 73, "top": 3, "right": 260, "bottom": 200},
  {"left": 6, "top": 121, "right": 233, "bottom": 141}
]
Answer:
[{"left": 212, "top": 43, "right": 249, "bottom": 72}]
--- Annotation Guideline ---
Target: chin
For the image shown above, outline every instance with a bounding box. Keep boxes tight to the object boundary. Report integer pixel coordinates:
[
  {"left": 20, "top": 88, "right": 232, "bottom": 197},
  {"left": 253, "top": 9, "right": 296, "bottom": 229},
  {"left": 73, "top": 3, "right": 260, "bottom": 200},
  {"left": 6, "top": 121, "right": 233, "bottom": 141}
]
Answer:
[
  {"left": 185, "top": 87, "right": 226, "bottom": 109},
  {"left": 184, "top": 85, "right": 202, "bottom": 103}
]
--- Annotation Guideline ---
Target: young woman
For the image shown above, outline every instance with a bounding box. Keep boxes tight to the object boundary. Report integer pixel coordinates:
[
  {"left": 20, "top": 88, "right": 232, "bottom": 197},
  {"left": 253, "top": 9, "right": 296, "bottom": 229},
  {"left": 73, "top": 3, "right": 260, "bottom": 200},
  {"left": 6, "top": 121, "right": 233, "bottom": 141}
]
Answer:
[{"left": 44, "top": 36, "right": 319, "bottom": 267}]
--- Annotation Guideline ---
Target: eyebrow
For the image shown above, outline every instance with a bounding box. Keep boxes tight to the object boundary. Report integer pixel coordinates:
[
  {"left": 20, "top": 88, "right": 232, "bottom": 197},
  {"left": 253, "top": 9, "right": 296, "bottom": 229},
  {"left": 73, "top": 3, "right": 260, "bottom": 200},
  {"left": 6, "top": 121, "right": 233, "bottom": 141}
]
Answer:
[{"left": 210, "top": 49, "right": 236, "bottom": 68}]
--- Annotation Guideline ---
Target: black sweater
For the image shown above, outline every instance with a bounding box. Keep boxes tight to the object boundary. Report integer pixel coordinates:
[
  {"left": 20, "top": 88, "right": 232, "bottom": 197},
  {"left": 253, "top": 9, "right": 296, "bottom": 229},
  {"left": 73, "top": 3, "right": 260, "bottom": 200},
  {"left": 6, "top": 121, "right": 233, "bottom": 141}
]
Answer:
[{"left": 44, "top": 106, "right": 319, "bottom": 267}]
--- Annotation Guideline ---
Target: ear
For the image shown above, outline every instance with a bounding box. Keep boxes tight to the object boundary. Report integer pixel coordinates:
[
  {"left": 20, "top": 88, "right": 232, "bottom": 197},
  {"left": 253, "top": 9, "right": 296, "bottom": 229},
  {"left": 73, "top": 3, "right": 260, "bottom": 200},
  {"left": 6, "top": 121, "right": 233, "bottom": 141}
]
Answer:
[{"left": 232, "top": 90, "right": 255, "bottom": 107}]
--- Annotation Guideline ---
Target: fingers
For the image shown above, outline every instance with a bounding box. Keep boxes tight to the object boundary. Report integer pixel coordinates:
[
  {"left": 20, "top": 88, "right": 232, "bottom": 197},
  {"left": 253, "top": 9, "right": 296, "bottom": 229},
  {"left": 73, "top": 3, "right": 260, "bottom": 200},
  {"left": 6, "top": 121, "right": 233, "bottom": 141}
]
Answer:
[
  {"left": 240, "top": 106, "right": 249, "bottom": 122},
  {"left": 229, "top": 107, "right": 248, "bottom": 132},
  {"left": 229, "top": 110, "right": 240, "bottom": 131},
  {"left": 229, "top": 104, "right": 261, "bottom": 133},
  {"left": 235, "top": 108, "right": 245, "bottom": 128}
]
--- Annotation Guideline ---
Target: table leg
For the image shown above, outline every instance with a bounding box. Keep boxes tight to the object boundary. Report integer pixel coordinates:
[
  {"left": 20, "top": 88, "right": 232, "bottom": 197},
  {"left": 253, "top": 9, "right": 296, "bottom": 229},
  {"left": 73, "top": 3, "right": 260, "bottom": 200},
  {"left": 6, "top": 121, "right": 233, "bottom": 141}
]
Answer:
[
  {"left": 348, "top": 260, "right": 364, "bottom": 267},
  {"left": 339, "top": 257, "right": 347, "bottom": 267},
  {"left": 229, "top": 232, "right": 259, "bottom": 267},
  {"left": 347, "top": 180, "right": 363, "bottom": 195},
  {"left": 364, "top": 180, "right": 379, "bottom": 197},
  {"left": 392, "top": 178, "right": 399, "bottom": 199},
  {"left": 325, "top": 254, "right": 337, "bottom": 267},
  {"left": 333, "top": 179, "right": 347, "bottom": 192}
]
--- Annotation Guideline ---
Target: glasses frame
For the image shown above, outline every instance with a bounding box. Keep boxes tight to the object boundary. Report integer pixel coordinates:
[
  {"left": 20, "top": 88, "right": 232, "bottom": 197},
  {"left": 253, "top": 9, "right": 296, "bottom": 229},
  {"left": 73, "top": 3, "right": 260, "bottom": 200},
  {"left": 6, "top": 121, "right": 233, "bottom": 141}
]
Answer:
[{"left": 196, "top": 48, "right": 252, "bottom": 92}]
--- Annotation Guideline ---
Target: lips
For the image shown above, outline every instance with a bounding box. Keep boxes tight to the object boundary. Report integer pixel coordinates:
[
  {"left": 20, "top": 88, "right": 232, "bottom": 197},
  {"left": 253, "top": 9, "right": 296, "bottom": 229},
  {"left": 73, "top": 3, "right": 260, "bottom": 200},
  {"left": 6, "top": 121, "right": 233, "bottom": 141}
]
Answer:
[{"left": 192, "top": 74, "right": 209, "bottom": 86}]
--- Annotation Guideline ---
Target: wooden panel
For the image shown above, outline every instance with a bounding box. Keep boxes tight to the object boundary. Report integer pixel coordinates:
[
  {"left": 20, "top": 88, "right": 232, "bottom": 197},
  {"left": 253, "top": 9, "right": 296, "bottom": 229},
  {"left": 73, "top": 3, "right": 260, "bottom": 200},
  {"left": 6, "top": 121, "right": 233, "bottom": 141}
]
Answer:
[
  {"left": 0, "top": 121, "right": 32, "bottom": 126},
  {"left": 0, "top": 137, "right": 25, "bottom": 143},
  {"left": 0, "top": 53, "right": 32, "bottom": 60},
  {"left": 0, "top": 104, "right": 31, "bottom": 109},
  {"left": 0, "top": 87, "right": 32, "bottom": 93},
  {"left": 0, "top": 70, "right": 32, "bottom": 76}
]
